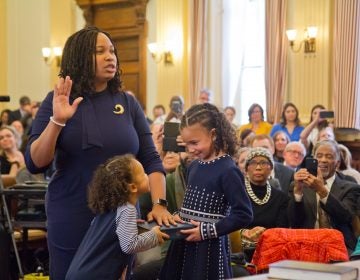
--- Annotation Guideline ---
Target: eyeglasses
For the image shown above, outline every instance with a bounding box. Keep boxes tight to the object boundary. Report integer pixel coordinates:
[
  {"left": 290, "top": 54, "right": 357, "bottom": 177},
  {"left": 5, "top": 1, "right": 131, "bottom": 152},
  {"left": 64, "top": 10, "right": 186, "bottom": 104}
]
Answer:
[
  {"left": 287, "top": 149, "right": 304, "bottom": 157},
  {"left": 251, "top": 110, "right": 262, "bottom": 114},
  {"left": 247, "top": 160, "right": 271, "bottom": 168}
]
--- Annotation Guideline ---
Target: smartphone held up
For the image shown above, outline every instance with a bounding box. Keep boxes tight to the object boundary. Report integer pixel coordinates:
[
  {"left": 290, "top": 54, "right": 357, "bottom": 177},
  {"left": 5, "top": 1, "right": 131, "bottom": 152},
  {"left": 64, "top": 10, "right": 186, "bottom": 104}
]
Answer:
[
  {"left": 305, "top": 157, "right": 318, "bottom": 177},
  {"left": 163, "top": 122, "right": 186, "bottom": 153}
]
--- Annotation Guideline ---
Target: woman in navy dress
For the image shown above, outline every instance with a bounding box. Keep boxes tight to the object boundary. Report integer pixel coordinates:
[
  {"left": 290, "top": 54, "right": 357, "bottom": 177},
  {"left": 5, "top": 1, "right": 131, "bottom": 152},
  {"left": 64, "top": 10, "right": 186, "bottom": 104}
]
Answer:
[
  {"left": 25, "top": 26, "right": 173, "bottom": 280},
  {"left": 160, "top": 103, "right": 253, "bottom": 280}
]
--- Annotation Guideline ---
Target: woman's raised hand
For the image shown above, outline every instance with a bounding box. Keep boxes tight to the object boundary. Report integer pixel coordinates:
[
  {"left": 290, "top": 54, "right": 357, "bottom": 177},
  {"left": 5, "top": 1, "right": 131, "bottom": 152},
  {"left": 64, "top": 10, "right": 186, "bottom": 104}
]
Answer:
[{"left": 52, "top": 76, "right": 83, "bottom": 124}]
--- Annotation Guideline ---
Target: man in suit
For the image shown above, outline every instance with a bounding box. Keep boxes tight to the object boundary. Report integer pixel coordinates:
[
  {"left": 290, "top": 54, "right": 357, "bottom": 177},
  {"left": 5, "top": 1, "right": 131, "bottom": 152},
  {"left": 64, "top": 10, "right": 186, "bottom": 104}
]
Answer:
[
  {"left": 250, "top": 134, "right": 294, "bottom": 194},
  {"left": 289, "top": 140, "right": 360, "bottom": 252},
  {"left": 10, "top": 95, "right": 31, "bottom": 123},
  {"left": 283, "top": 141, "right": 306, "bottom": 170}
]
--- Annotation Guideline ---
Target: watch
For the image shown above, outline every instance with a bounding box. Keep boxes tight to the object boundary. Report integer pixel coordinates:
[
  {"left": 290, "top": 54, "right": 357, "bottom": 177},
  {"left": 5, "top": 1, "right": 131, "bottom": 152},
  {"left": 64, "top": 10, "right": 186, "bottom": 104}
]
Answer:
[{"left": 153, "top": 198, "right": 168, "bottom": 208}]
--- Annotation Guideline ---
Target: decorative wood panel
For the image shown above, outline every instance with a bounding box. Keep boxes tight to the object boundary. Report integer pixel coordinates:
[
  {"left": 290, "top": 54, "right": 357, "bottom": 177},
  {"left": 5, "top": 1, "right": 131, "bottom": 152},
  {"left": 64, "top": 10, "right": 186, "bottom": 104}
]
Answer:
[{"left": 75, "top": 0, "right": 148, "bottom": 106}]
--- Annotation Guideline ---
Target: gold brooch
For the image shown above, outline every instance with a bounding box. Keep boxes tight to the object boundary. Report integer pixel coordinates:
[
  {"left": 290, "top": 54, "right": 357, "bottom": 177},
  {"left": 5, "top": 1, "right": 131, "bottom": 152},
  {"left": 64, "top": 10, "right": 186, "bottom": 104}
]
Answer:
[{"left": 113, "top": 104, "right": 124, "bottom": 114}]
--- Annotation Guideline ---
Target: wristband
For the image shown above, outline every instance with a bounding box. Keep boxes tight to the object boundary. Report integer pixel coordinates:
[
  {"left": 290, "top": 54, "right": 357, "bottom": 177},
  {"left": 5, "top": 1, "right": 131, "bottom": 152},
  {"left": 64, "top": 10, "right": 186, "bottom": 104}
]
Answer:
[
  {"left": 50, "top": 116, "right": 66, "bottom": 127},
  {"left": 152, "top": 198, "right": 168, "bottom": 208}
]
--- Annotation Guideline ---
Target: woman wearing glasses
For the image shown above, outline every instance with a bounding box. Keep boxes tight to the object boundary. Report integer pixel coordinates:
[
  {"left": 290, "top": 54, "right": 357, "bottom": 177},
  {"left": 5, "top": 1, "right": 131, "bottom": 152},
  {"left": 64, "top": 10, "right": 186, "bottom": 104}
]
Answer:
[{"left": 230, "top": 147, "right": 289, "bottom": 261}]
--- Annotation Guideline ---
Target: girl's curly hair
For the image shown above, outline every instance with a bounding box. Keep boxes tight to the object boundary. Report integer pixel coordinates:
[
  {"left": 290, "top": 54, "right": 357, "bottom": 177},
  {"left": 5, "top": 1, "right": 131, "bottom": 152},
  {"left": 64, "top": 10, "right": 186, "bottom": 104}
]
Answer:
[
  {"left": 88, "top": 154, "right": 135, "bottom": 214},
  {"left": 59, "top": 26, "right": 122, "bottom": 98},
  {"left": 180, "top": 103, "right": 238, "bottom": 156}
]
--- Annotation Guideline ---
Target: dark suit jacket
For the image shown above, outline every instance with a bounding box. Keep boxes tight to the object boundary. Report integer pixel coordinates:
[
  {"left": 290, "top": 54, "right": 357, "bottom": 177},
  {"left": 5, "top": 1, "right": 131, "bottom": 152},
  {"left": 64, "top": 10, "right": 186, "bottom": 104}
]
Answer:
[
  {"left": 288, "top": 176, "right": 360, "bottom": 250},
  {"left": 274, "top": 163, "right": 294, "bottom": 194},
  {"left": 10, "top": 109, "right": 21, "bottom": 122}
]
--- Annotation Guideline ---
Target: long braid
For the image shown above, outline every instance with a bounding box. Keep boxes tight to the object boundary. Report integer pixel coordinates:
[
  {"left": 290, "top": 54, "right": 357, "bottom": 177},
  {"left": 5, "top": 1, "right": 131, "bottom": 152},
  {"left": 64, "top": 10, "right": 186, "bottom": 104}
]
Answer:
[{"left": 59, "top": 26, "right": 122, "bottom": 99}]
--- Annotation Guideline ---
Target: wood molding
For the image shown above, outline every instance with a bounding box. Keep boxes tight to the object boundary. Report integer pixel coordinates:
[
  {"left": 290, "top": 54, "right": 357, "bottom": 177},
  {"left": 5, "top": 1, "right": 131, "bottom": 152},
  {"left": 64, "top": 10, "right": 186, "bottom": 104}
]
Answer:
[{"left": 75, "top": 0, "right": 148, "bottom": 107}]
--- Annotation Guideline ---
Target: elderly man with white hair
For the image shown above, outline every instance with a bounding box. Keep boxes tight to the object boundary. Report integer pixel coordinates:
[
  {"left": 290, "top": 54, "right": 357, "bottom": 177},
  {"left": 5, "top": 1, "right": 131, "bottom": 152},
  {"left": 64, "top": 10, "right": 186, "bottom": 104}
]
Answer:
[{"left": 283, "top": 141, "right": 306, "bottom": 170}]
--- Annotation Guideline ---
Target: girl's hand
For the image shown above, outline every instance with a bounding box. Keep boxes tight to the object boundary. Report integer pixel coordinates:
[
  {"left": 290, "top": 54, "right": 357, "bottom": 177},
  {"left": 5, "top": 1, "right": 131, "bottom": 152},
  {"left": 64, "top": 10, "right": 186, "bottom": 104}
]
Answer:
[
  {"left": 181, "top": 220, "right": 201, "bottom": 242},
  {"left": 173, "top": 214, "right": 184, "bottom": 223},
  {"left": 52, "top": 76, "right": 83, "bottom": 124},
  {"left": 151, "top": 226, "right": 169, "bottom": 244}
]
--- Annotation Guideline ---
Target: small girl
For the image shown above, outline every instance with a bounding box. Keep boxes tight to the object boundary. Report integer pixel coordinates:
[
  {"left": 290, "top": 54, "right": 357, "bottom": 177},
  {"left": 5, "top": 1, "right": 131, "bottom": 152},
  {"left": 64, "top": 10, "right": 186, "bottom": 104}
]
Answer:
[
  {"left": 160, "top": 103, "right": 253, "bottom": 280},
  {"left": 66, "top": 154, "right": 168, "bottom": 280}
]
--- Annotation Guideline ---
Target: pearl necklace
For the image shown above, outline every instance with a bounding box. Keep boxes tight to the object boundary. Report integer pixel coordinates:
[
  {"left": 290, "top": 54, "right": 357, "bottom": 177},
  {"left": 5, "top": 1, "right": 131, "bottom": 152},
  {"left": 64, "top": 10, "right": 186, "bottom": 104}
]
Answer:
[{"left": 245, "top": 177, "right": 271, "bottom": 205}]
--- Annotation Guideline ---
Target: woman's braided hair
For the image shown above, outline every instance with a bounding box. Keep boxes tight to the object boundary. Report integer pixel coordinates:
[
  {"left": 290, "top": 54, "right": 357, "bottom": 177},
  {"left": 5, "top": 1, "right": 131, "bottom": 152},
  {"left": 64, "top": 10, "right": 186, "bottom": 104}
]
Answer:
[{"left": 59, "top": 26, "right": 122, "bottom": 98}]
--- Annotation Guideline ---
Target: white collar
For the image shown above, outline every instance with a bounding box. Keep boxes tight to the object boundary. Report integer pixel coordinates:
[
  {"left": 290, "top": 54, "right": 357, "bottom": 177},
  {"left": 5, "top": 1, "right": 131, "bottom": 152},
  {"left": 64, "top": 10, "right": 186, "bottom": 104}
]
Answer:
[{"left": 324, "top": 173, "right": 336, "bottom": 191}]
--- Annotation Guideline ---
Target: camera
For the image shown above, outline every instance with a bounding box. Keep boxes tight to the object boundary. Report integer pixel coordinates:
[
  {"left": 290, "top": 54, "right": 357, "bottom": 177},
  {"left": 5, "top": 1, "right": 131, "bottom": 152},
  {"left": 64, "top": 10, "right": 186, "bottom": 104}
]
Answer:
[{"left": 170, "top": 100, "right": 182, "bottom": 114}]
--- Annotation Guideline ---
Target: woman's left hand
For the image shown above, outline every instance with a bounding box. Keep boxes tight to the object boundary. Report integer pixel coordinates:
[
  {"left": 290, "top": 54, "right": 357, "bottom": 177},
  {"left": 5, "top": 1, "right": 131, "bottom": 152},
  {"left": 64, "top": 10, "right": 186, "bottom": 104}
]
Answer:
[
  {"left": 242, "top": 226, "right": 266, "bottom": 241},
  {"left": 181, "top": 220, "right": 201, "bottom": 242},
  {"left": 147, "top": 204, "right": 176, "bottom": 226}
]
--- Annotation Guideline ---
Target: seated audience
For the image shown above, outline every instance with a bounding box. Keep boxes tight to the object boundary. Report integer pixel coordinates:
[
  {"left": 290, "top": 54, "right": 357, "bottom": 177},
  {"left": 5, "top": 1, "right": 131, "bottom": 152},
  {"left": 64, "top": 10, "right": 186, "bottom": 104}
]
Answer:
[
  {"left": 0, "top": 126, "right": 25, "bottom": 186},
  {"left": 270, "top": 102, "right": 304, "bottom": 141},
  {"left": 230, "top": 147, "right": 289, "bottom": 261},
  {"left": 249, "top": 134, "right": 294, "bottom": 194},
  {"left": 283, "top": 141, "right": 306, "bottom": 170},
  {"left": 338, "top": 144, "right": 360, "bottom": 184},
  {"left": 237, "top": 103, "right": 272, "bottom": 136},
  {"left": 272, "top": 131, "right": 290, "bottom": 163},
  {"left": 288, "top": 140, "right": 360, "bottom": 253}
]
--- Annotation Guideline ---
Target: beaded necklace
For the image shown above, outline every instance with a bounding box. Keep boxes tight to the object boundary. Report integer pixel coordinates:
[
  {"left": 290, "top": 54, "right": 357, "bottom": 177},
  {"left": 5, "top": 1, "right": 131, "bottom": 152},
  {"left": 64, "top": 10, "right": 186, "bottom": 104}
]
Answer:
[{"left": 245, "top": 177, "right": 271, "bottom": 205}]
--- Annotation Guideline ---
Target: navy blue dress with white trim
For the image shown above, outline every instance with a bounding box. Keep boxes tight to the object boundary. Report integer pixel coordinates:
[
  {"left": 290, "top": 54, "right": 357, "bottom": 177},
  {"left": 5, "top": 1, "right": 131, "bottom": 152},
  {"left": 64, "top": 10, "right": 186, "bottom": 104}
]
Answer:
[{"left": 159, "top": 155, "right": 253, "bottom": 280}]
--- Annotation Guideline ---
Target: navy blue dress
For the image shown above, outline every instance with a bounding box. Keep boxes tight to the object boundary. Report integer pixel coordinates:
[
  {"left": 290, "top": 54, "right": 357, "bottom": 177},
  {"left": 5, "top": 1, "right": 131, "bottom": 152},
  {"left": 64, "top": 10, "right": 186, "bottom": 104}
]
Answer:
[
  {"left": 25, "top": 90, "right": 164, "bottom": 279},
  {"left": 160, "top": 155, "right": 253, "bottom": 280},
  {"left": 66, "top": 203, "right": 158, "bottom": 280}
]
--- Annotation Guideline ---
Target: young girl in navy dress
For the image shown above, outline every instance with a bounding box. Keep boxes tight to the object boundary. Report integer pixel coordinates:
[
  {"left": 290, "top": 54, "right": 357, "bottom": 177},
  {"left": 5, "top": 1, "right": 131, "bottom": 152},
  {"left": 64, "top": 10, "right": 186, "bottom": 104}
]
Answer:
[
  {"left": 66, "top": 154, "right": 168, "bottom": 280},
  {"left": 160, "top": 103, "right": 253, "bottom": 280}
]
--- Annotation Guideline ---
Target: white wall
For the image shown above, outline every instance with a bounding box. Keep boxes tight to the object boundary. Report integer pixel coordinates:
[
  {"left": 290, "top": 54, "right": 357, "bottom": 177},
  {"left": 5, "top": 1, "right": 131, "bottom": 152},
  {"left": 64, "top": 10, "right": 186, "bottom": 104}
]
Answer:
[
  {"left": 4, "top": 0, "right": 84, "bottom": 109},
  {"left": 7, "top": 0, "right": 51, "bottom": 108}
]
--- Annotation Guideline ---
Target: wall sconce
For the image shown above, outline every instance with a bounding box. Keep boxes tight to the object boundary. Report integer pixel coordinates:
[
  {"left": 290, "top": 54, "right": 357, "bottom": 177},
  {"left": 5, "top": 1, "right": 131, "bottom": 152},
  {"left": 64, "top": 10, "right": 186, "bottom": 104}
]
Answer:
[
  {"left": 147, "top": 42, "right": 173, "bottom": 64},
  {"left": 286, "top": 26, "right": 318, "bottom": 53},
  {"left": 41, "top": 47, "right": 62, "bottom": 67}
]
